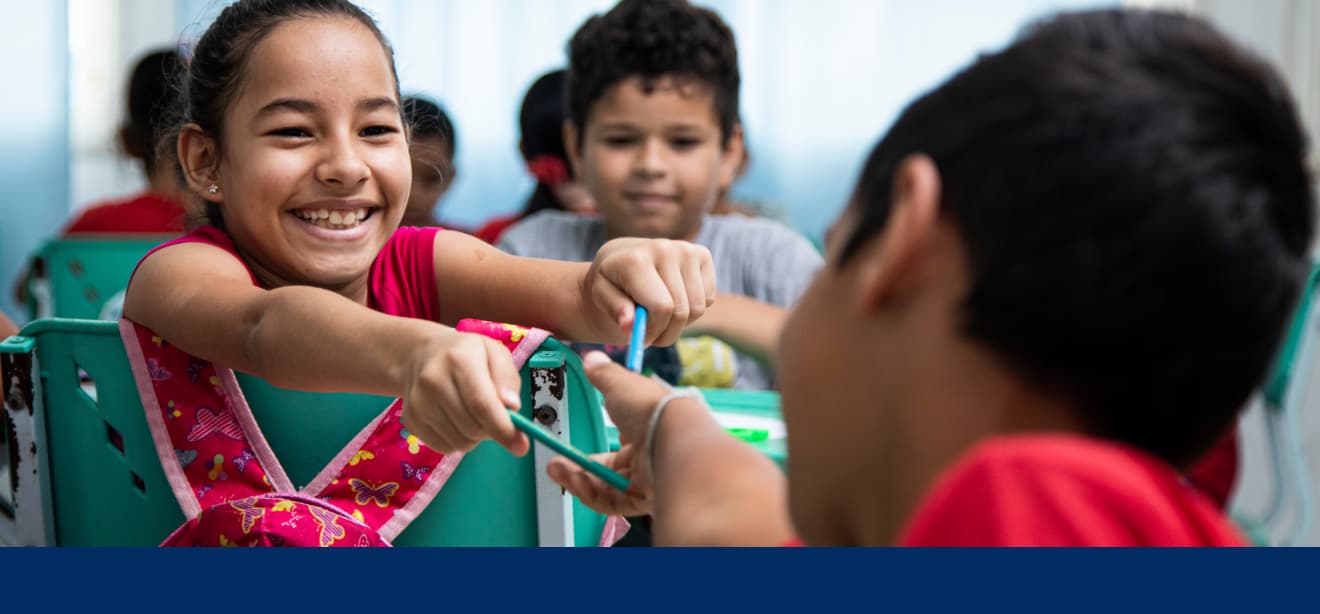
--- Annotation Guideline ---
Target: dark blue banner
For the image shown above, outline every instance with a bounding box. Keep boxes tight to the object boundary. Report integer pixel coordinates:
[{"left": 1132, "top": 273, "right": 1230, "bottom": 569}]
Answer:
[{"left": 1, "top": 547, "right": 1310, "bottom": 611}]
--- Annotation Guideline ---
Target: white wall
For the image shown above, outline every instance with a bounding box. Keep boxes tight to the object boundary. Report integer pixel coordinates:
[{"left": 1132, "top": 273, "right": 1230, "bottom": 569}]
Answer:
[
  {"left": 68, "top": 0, "right": 180, "bottom": 220},
  {"left": 0, "top": 1, "right": 69, "bottom": 321},
  {"left": 78, "top": 0, "right": 1110, "bottom": 244}
]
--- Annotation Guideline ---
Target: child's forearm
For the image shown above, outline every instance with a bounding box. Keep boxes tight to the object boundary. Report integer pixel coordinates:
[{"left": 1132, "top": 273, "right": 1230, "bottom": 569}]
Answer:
[
  {"left": 241, "top": 286, "right": 442, "bottom": 396},
  {"left": 650, "top": 399, "right": 794, "bottom": 546},
  {"left": 685, "top": 294, "right": 786, "bottom": 367},
  {"left": 432, "top": 231, "right": 611, "bottom": 341}
]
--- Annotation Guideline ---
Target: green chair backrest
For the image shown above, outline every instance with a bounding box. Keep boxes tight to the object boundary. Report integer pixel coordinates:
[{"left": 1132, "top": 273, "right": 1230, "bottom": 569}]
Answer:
[
  {"left": 1262, "top": 262, "right": 1320, "bottom": 409},
  {"left": 25, "top": 235, "right": 176, "bottom": 320},
  {"left": 1, "top": 318, "right": 611, "bottom": 546}
]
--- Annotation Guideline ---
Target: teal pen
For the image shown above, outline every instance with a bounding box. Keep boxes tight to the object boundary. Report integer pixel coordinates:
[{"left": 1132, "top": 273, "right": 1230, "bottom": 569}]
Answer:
[{"left": 509, "top": 409, "right": 632, "bottom": 492}]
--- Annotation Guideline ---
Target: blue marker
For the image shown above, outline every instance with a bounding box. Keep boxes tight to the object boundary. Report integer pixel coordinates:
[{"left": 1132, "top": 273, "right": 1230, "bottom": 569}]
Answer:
[{"left": 626, "top": 304, "right": 648, "bottom": 372}]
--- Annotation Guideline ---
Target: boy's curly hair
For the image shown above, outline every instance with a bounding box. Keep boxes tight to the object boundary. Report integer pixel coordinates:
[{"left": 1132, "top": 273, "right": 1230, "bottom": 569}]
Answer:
[{"left": 566, "top": 0, "right": 740, "bottom": 145}]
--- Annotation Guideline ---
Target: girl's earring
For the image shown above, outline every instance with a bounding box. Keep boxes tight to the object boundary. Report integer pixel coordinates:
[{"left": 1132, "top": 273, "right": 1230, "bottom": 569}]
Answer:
[{"left": 207, "top": 184, "right": 218, "bottom": 194}]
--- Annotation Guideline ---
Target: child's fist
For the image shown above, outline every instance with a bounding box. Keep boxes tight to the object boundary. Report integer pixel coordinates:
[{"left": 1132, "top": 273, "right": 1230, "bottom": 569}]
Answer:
[
  {"left": 399, "top": 328, "right": 529, "bottom": 456},
  {"left": 583, "top": 237, "right": 716, "bottom": 346}
]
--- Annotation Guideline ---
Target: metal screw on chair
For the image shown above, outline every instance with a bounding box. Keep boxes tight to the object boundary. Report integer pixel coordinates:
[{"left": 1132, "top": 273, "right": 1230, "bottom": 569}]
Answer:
[{"left": 534, "top": 405, "right": 557, "bottom": 426}]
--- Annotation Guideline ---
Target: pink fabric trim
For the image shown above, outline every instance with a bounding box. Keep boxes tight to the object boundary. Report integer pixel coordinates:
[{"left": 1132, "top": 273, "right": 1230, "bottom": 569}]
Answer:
[
  {"left": 510, "top": 328, "right": 551, "bottom": 367},
  {"left": 377, "top": 327, "right": 545, "bottom": 539},
  {"left": 378, "top": 451, "right": 465, "bottom": 540},
  {"left": 216, "top": 369, "right": 295, "bottom": 492},
  {"left": 301, "top": 400, "right": 399, "bottom": 496},
  {"left": 119, "top": 319, "right": 202, "bottom": 519},
  {"left": 125, "top": 316, "right": 589, "bottom": 544},
  {"left": 598, "top": 515, "right": 631, "bottom": 547}
]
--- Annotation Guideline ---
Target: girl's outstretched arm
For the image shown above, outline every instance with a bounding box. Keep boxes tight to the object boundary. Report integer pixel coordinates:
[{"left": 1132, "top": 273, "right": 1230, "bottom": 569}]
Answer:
[
  {"left": 432, "top": 230, "right": 715, "bottom": 346},
  {"left": 123, "top": 242, "right": 531, "bottom": 456}
]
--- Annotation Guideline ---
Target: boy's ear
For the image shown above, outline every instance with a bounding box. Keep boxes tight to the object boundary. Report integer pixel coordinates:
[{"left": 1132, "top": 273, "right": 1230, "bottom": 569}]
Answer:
[
  {"left": 855, "top": 154, "right": 942, "bottom": 312},
  {"left": 563, "top": 120, "right": 583, "bottom": 177},
  {"left": 718, "top": 123, "right": 746, "bottom": 189},
  {"left": 178, "top": 123, "right": 223, "bottom": 203}
]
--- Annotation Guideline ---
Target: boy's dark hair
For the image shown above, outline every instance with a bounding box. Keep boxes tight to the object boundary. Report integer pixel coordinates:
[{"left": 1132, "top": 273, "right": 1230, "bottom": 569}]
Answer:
[
  {"left": 121, "top": 49, "right": 182, "bottom": 176},
  {"left": 566, "top": 0, "right": 740, "bottom": 146},
  {"left": 402, "top": 94, "right": 456, "bottom": 155},
  {"left": 166, "top": 0, "right": 400, "bottom": 229},
  {"left": 842, "top": 9, "right": 1315, "bottom": 467}
]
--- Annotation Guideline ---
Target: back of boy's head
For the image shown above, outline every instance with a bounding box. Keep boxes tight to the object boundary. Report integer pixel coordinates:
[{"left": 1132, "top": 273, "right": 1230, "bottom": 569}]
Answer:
[
  {"left": 566, "top": 0, "right": 740, "bottom": 146},
  {"left": 841, "top": 9, "right": 1315, "bottom": 467},
  {"left": 167, "top": 0, "right": 398, "bottom": 228},
  {"left": 402, "top": 94, "right": 456, "bottom": 155},
  {"left": 121, "top": 49, "right": 182, "bottom": 176}
]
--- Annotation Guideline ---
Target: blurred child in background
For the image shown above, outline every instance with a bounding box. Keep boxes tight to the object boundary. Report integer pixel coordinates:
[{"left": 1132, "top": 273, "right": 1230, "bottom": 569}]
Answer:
[
  {"left": 498, "top": 0, "right": 821, "bottom": 391},
  {"left": 400, "top": 94, "right": 464, "bottom": 230},
  {"left": 13, "top": 49, "right": 189, "bottom": 310},
  {"left": 474, "top": 69, "right": 596, "bottom": 244},
  {"left": 65, "top": 48, "right": 188, "bottom": 233}
]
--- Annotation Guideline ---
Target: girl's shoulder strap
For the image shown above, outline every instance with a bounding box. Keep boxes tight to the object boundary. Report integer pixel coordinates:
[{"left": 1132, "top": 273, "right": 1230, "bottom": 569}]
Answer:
[{"left": 119, "top": 318, "right": 292, "bottom": 519}]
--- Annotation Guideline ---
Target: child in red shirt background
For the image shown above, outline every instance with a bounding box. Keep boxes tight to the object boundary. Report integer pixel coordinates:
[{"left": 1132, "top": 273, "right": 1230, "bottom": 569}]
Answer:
[
  {"left": 547, "top": 8, "right": 1314, "bottom": 546},
  {"left": 63, "top": 48, "right": 188, "bottom": 234}
]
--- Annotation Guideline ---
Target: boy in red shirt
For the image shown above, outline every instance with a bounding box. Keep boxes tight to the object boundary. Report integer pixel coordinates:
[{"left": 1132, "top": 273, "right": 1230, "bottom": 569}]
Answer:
[{"left": 547, "top": 8, "right": 1315, "bottom": 546}]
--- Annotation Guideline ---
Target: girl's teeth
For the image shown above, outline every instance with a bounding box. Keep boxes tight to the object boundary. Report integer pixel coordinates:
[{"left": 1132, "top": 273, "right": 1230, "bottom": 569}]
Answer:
[{"left": 296, "top": 208, "right": 370, "bottom": 229}]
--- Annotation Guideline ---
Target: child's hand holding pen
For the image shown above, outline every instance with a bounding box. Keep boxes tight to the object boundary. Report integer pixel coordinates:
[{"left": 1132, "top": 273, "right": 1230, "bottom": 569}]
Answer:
[
  {"left": 580, "top": 237, "right": 716, "bottom": 347},
  {"left": 545, "top": 313, "right": 710, "bottom": 513}
]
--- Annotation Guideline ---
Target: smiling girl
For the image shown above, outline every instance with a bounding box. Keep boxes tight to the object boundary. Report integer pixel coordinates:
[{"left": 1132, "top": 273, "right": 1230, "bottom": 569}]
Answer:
[{"left": 123, "top": 0, "right": 714, "bottom": 458}]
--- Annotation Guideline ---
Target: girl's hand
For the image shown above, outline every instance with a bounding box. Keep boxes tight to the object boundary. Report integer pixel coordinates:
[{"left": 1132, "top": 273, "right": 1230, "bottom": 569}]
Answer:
[
  {"left": 399, "top": 328, "right": 530, "bottom": 456},
  {"left": 582, "top": 238, "right": 716, "bottom": 346}
]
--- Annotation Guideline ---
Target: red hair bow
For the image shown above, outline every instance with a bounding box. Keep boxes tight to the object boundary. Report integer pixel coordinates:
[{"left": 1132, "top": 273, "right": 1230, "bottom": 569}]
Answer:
[{"left": 527, "top": 155, "right": 569, "bottom": 187}]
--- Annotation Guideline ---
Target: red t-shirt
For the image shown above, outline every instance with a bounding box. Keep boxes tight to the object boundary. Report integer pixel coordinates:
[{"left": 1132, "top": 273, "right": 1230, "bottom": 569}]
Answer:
[
  {"left": 1185, "top": 427, "right": 1239, "bottom": 509},
  {"left": 784, "top": 434, "right": 1245, "bottom": 547},
  {"left": 895, "top": 435, "right": 1246, "bottom": 546},
  {"left": 63, "top": 191, "right": 186, "bottom": 235},
  {"left": 131, "top": 225, "right": 441, "bottom": 321}
]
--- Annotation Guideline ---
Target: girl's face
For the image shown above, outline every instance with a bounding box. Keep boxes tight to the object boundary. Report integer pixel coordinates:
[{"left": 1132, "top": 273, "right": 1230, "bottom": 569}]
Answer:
[{"left": 213, "top": 16, "right": 409, "bottom": 296}]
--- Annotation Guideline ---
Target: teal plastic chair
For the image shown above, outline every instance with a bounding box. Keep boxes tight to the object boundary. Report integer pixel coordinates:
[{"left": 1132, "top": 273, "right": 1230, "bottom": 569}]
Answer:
[
  {"left": 0, "top": 318, "right": 613, "bottom": 546},
  {"left": 23, "top": 235, "right": 176, "bottom": 320}
]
